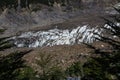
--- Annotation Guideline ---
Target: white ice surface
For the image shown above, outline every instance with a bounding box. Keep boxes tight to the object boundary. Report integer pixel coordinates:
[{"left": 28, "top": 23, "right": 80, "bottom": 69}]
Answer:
[{"left": 12, "top": 25, "right": 103, "bottom": 47}]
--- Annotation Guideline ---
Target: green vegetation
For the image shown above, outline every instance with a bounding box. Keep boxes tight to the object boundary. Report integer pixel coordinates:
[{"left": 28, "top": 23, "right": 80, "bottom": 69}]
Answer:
[
  {"left": 0, "top": 0, "right": 82, "bottom": 11},
  {"left": 0, "top": 29, "right": 36, "bottom": 80},
  {"left": 36, "top": 52, "right": 65, "bottom": 80},
  {"left": 0, "top": 0, "right": 59, "bottom": 9},
  {"left": 65, "top": 61, "right": 83, "bottom": 77},
  {"left": 0, "top": 51, "right": 34, "bottom": 80},
  {"left": 17, "top": 67, "right": 37, "bottom": 80},
  {"left": 82, "top": 8, "right": 120, "bottom": 80}
]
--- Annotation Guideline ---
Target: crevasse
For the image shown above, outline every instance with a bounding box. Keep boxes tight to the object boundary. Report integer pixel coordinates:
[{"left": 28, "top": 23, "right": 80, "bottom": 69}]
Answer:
[{"left": 12, "top": 25, "right": 106, "bottom": 47}]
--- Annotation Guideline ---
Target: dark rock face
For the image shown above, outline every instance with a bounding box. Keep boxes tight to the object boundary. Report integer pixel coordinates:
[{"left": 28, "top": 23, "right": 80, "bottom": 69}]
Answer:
[
  {"left": 82, "top": 0, "right": 117, "bottom": 8},
  {"left": 0, "top": 0, "right": 118, "bottom": 38},
  {"left": 69, "top": 0, "right": 118, "bottom": 8}
]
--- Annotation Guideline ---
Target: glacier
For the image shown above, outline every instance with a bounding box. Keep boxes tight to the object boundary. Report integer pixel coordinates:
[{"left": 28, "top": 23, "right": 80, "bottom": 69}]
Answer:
[{"left": 12, "top": 25, "right": 104, "bottom": 47}]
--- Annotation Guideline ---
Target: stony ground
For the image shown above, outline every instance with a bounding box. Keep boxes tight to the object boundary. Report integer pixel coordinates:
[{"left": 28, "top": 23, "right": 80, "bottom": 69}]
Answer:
[
  {"left": 0, "top": 41, "right": 111, "bottom": 71},
  {"left": 0, "top": 4, "right": 116, "bottom": 38}
]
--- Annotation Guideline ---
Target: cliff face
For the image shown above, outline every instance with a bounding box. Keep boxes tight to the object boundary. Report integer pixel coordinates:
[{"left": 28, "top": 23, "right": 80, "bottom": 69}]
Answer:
[
  {"left": 0, "top": 0, "right": 119, "bottom": 38},
  {"left": 81, "top": 0, "right": 117, "bottom": 5},
  {"left": 67, "top": 0, "right": 118, "bottom": 8}
]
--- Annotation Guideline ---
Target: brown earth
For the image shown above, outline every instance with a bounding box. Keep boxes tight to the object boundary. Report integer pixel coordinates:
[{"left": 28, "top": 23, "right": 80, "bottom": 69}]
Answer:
[{"left": 0, "top": 41, "right": 111, "bottom": 70}]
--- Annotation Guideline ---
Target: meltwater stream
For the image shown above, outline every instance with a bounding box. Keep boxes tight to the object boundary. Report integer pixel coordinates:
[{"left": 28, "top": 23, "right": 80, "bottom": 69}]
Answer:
[{"left": 12, "top": 25, "right": 105, "bottom": 48}]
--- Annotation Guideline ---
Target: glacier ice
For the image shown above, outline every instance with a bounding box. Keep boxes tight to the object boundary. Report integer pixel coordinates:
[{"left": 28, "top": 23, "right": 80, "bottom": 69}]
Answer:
[{"left": 12, "top": 25, "right": 103, "bottom": 47}]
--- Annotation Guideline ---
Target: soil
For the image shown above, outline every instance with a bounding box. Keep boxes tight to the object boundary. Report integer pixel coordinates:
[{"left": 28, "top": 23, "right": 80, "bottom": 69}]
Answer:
[
  {"left": 0, "top": 4, "right": 115, "bottom": 38},
  {"left": 0, "top": 41, "right": 111, "bottom": 70}
]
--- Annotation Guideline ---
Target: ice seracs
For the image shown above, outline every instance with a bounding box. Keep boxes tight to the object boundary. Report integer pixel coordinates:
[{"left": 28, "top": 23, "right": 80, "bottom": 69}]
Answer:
[{"left": 12, "top": 25, "right": 103, "bottom": 47}]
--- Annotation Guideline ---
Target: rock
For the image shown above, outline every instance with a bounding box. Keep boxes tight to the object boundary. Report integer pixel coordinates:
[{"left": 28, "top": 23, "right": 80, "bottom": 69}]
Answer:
[{"left": 114, "top": 3, "right": 120, "bottom": 9}]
